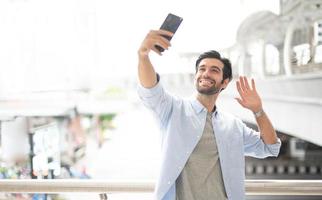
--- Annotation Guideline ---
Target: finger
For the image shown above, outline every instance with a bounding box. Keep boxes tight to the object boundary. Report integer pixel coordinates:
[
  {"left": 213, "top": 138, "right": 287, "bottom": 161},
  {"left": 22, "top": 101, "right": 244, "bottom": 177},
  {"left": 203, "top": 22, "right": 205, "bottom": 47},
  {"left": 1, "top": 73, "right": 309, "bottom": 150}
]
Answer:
[
  {"left": 151, "top": 36, "right": 170, "bottom": 51},
  {"left": 251, "top": 78, "right": 256, "bottom": 91},
  {"left": 243, "top": 76, "right": 251, "bottom": 90},
  {"left": 239, "top": 76, "right": 246, "bottom": 92},
  {"left": 150, "top": 30, "right": 173, "bottom": 42},
  {"left": 159, "top": 36, "right": 171, "bottom": 47},
  {"left": 155, "top": 40, "right": 169, "bottom": 51},
  {"left": 151, "top": 46, "right": 162, "bottom": 56},
  {"left": 148, "top": 30, "right": 170, "bottom": 41},
  {"left": 236, "top": 81, "right": 245, "bottom": 99},
  {"left": 147, "top": 31, "right": 171, "bottom": 49},
  {"left": 157, "top": 29, "right": 174, "bottom": 37}
]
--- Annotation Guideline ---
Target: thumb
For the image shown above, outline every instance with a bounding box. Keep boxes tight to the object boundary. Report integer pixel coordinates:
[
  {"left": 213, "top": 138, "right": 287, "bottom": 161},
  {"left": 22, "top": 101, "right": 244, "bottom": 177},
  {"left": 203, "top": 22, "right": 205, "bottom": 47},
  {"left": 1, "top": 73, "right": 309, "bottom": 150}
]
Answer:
[{"left": 235, "top": 97, "right": 245, "bottom": 107}]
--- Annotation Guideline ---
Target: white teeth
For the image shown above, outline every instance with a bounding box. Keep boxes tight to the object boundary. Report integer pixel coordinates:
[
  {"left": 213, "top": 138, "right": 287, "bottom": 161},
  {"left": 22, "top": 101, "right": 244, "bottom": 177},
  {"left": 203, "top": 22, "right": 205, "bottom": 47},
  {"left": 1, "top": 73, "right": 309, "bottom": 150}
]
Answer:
[{"left": 200, "top": 79, "right": 214, "bottom": 84}]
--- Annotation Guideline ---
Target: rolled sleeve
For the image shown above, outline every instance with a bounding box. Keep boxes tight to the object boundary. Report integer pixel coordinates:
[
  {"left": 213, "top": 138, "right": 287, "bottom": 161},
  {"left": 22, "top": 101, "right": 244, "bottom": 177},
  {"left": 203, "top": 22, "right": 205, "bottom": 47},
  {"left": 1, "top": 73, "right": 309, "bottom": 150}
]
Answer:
[
  {"left": 264, "top": 138, "right": 282, "bottom": 157},
  {"left": 243, "top": 123, "right": 282, "bottom": 158}
]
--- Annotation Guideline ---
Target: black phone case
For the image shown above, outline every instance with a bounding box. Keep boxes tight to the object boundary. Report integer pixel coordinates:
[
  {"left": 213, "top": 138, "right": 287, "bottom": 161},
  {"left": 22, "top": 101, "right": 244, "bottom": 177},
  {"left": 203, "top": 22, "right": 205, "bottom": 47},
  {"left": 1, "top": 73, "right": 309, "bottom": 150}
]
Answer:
[{"left": 155, "top": 13, "right": 183, "bottom": 52}]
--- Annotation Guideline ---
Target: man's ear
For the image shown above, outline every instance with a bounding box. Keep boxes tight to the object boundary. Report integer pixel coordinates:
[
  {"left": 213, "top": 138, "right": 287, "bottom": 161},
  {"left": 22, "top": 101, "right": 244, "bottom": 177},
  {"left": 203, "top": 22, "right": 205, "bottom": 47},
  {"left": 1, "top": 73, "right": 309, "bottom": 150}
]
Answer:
[
  {"left": 223, "top": 78, "right": 230, "bottom": 87},
  {"left": 220, "top": 78, "right": 230, "bottom": 91}
]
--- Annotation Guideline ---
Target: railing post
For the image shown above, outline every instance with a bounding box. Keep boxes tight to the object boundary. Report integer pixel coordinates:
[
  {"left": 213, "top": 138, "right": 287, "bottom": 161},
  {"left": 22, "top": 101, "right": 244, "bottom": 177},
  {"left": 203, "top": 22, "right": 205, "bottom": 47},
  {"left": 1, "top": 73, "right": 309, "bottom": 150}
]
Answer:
[{"left": 99, "top": 193, "right": 108, "bottom": 200}]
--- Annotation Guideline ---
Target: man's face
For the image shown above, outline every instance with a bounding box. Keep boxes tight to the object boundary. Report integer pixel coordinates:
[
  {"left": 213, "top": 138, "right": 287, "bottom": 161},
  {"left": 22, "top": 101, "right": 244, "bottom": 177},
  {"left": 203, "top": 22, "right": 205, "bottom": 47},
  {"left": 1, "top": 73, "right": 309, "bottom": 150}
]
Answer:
[{"left": 195, "top": 58, "right": 227, "bottom": 95}]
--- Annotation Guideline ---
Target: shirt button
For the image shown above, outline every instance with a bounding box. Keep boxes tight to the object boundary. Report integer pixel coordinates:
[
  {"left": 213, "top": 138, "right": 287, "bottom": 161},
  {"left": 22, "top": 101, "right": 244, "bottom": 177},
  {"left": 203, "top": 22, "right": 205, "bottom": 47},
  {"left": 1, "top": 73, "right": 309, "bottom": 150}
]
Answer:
[
  {"left": 186, "top": 151, "right": 189, "bottom": 155},
  {"left": 178, "top": 166, "right": 182, "bottom": 170},
  {"left": 167, "top": 181, "right": 171, "bottom": 185},
  {"left": 197, "top": 135, "right": 200, "bottom": 139}
]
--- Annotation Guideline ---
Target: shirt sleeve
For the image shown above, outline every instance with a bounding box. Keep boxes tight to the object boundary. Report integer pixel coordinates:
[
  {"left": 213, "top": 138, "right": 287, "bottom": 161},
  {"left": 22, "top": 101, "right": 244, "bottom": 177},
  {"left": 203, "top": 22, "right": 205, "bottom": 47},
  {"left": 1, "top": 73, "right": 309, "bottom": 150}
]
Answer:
[
  {"left": 137, "top": 81, "right": 174, "bottom": 129},
  {"left": 242, "top": 122, "right": 282, "bottom": 158}
]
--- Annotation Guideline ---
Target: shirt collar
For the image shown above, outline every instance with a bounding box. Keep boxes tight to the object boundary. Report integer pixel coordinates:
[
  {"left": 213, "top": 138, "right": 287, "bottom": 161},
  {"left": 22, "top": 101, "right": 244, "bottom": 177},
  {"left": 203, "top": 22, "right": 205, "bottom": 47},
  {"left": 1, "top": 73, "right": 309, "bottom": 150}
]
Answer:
[
  {"left": 190, "top": 98, "right": 218, "bottom": 116},
  {"left": 191, "top": 99, "right": 204, "bottom": 114}
]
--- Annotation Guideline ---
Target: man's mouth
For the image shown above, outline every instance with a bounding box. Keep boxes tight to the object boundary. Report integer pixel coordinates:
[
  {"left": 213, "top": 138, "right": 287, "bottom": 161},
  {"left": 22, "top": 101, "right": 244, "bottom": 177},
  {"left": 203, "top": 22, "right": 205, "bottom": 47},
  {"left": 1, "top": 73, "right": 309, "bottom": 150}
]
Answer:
[{"left": 199, "top": 79, "right": 214, "bottom": 86}]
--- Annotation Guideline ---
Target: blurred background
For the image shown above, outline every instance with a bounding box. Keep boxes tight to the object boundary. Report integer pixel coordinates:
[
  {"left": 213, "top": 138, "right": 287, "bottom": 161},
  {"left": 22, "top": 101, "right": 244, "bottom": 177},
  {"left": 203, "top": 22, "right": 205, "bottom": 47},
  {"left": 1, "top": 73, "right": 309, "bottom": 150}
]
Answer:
[{"left": 0, "top": 0, "right": 322, "bottom": 199}]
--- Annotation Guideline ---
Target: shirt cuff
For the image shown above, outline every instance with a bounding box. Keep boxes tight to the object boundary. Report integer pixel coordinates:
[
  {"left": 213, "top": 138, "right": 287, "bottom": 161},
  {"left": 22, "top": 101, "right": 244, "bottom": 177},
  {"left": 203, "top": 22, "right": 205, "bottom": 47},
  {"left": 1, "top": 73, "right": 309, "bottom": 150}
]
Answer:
[{"left": 266, "top": 138, "right": 282, "bottom": 156}]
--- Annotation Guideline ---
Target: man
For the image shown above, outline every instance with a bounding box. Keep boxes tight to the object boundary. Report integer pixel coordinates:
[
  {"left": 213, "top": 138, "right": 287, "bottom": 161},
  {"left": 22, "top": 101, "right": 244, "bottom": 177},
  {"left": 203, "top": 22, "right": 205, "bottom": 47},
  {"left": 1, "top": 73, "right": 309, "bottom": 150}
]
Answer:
[{"left": 137, "top": 29, "right": 281, "bottom": 200}]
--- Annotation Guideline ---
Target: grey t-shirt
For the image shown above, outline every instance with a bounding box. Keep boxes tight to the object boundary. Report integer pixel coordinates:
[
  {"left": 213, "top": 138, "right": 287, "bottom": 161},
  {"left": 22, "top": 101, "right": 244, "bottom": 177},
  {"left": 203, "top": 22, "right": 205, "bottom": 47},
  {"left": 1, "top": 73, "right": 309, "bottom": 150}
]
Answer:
[{"left": 176, "top": 112, "right": 227, "bottom": 200}]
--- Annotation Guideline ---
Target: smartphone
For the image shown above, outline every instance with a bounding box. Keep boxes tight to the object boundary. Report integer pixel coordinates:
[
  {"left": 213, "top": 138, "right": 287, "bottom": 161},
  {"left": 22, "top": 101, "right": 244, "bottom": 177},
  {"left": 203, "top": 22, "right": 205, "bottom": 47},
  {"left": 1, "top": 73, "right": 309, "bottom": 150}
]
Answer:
[{"left": 155, "top": 13, "right": 183, "bottom": 52}]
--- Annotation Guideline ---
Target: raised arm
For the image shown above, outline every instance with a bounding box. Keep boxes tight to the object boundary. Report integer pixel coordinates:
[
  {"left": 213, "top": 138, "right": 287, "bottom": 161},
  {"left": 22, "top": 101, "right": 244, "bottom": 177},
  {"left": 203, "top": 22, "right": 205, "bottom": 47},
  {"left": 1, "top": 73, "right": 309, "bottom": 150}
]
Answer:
[
  {"left": 235, "top": 76, "right": 278, "bottom": 144},
  {"left": 137, "top": 30, "right": 173, "bottom": 88}
]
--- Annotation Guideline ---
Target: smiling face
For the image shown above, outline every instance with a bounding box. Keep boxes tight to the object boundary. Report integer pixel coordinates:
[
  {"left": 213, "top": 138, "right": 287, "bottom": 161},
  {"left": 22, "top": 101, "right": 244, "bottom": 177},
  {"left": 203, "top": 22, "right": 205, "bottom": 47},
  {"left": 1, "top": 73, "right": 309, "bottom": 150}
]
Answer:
[{"left": 195, "top": 58, "right": 228, "bottom": 95}]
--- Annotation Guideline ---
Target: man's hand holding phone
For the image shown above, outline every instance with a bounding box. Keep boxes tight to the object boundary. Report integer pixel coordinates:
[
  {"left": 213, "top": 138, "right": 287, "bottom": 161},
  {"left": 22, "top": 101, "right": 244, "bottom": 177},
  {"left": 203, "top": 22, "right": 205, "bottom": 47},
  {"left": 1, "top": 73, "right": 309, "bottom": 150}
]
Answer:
[
  {"left": 155, "top": 13, "right": 183, "bottom": 52},
  {"left": 138, "top": 30, "right": 173, "bottom": 56},
  {"left": 138, "top": 13, "right": 183, "bottom": 56},
  {"left": 137, "top": 14, "right": 182, "bottom": 88}
]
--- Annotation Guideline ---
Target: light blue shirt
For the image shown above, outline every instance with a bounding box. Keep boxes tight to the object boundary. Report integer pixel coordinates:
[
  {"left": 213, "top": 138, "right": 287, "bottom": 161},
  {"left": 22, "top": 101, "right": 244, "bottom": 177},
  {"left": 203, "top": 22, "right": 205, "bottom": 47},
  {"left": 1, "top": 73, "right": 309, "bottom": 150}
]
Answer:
[{"left": 138, "top": 81, "right": 281, "bottom": 200}]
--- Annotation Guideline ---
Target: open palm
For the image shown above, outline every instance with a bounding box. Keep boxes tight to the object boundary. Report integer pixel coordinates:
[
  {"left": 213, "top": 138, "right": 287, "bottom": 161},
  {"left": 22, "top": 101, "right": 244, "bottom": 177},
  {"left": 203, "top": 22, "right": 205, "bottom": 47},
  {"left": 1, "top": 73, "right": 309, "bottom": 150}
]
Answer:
[{"left": 235, "top": 76, "right": 262, "bottom": 113}]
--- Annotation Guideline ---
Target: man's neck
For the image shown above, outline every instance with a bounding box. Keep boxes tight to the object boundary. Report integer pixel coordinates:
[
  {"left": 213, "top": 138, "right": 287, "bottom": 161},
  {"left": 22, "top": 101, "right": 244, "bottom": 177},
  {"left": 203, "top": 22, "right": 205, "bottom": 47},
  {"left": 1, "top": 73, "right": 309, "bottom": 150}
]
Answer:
[{"left": 196, "top": 93, "right": 218, "bottom": 112}]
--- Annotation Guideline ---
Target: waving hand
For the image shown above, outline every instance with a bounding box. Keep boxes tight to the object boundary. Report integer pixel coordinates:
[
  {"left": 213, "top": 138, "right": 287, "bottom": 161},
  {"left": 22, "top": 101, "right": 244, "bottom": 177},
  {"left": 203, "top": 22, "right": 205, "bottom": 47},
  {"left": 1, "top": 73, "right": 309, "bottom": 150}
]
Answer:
[{"left": 235, "top": 76, "right": 262, "bottom": 113}]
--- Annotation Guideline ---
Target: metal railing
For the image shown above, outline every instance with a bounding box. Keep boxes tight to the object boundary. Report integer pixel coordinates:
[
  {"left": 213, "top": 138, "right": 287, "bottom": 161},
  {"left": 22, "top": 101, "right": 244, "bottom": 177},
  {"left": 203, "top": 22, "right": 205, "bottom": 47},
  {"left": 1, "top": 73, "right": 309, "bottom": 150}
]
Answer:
[{"left": 1, "top": 179, "right": 322, "bottom": 199}]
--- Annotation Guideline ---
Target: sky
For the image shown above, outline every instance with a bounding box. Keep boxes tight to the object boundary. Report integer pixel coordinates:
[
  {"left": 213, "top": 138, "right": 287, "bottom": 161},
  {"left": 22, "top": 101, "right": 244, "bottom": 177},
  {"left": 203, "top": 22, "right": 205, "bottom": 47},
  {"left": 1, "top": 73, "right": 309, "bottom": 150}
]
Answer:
[{"left": 0, "top": 0, "right": 279, "bottom": 97}]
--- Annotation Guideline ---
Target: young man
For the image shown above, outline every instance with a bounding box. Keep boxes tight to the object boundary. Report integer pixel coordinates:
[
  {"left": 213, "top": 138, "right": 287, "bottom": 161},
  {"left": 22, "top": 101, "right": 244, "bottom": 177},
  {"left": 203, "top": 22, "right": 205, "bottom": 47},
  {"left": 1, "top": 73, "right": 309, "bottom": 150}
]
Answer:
[{"left": 137, "top": 29, "right": 281, "bottom": 200}]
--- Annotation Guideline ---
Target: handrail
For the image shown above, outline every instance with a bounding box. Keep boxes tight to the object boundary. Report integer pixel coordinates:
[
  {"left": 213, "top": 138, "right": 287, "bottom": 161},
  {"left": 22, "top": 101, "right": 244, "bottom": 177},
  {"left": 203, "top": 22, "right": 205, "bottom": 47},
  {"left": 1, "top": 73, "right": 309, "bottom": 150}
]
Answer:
[
  {"left": 0, "top": 179, "right": 154, "bottom": 194},
  {"left": 246, "top": 180, "right": 322, "bottom": 195},
  {"left": 0, "top": 179, "right": 322, "bottom": 196}
]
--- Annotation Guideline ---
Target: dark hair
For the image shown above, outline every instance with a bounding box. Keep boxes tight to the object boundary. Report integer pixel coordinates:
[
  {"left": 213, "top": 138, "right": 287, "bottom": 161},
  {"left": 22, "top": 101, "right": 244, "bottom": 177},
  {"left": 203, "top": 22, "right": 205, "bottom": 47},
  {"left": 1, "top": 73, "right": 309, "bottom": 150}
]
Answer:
[{"left": 195, "top": 50, "right": 232, "bottom": 82}]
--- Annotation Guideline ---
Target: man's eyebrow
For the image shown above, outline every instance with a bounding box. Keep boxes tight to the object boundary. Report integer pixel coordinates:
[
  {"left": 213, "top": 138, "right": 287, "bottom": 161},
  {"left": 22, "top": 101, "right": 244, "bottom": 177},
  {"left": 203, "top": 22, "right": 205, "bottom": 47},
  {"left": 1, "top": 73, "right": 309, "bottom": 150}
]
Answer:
[
  {"left": 198, "top": 65, "right": 222, "bottom": 71},
  {"left": 210, "top": 66, "right": 222, "bottom": 71}
]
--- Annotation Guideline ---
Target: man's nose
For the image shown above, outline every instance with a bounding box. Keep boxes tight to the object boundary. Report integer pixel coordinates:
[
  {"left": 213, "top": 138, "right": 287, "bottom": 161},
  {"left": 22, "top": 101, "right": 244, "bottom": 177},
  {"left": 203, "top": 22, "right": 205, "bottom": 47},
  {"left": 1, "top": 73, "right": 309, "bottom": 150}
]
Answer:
[{"left": 202, "top": 69, "right": 210, "bottom": 77}]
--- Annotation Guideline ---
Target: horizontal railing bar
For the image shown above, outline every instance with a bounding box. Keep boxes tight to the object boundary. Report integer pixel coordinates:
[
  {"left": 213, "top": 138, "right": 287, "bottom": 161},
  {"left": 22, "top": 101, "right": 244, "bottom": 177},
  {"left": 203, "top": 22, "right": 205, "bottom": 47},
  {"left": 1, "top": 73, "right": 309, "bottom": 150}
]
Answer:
[
  {"left": 0, "top": 179, "right": 322, "bottom": 196},
  {"left": 246, "top": 180, "right": 322, "bottom": 196},
  {"left": 0, "top": 180, "right": 154, "bottom": 194}
]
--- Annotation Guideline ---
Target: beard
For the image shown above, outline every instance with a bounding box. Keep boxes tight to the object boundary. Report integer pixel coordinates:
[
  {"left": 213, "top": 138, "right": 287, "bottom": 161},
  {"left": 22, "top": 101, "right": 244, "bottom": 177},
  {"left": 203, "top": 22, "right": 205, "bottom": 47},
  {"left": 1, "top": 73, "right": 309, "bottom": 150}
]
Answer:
[{"left": 195, "top": 78, "right": 222, "bottom": 95}]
